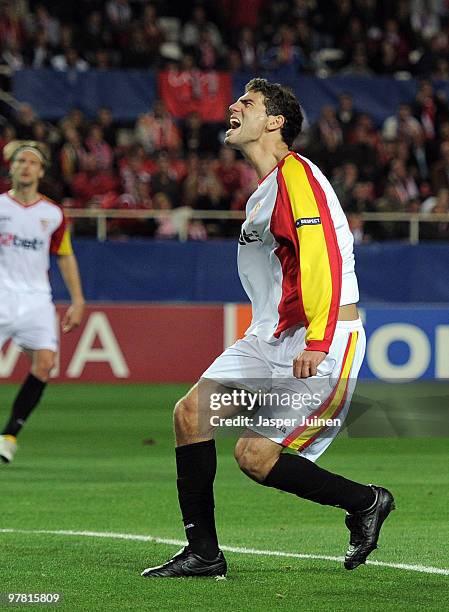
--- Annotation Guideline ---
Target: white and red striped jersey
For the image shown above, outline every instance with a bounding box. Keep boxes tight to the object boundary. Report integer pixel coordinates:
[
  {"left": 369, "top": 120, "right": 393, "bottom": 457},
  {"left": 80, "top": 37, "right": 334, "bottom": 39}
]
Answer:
[
  {"left": 0, "top": 191, "right": 73, "bottom": 295},
  {"left": 238, "top": 152, "right": 359, "bottom": 353}
]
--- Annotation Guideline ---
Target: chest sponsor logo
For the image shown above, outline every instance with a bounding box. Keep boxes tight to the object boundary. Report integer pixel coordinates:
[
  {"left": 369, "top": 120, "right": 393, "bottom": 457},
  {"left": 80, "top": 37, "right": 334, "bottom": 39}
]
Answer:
[
  {"left": 40, "top": 218, "right": 52, "bottom": 231},
  {"left": 248, "top": 201, "right": 262, "bottom": 223},
  {"left": 238, "top": 229, "right": 262, "bottom": 245},
  {"left": 295, "top": 217, "right": 321, "bottom": 228},
  {"left": 0, "top": 232, "right": 45, "bottom": 250},
  {"left": 0, "top": 216, "right": 11, "bottom": 222}
]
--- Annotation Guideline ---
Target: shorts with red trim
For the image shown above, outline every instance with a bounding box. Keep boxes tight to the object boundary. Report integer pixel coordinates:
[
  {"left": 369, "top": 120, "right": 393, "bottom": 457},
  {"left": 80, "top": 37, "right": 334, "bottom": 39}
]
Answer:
[{"left": 201, "top": 318, "right": 366, "bottom": 462}]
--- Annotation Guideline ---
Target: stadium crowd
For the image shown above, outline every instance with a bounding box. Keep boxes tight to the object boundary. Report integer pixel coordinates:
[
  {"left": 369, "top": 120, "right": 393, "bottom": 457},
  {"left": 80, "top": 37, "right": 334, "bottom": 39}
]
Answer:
[
  {"left": 0, "top": 0, "right": 449, "bottom": 240},
  {"left": 1, "top": 1, "right": 449, "bottom": 77}
]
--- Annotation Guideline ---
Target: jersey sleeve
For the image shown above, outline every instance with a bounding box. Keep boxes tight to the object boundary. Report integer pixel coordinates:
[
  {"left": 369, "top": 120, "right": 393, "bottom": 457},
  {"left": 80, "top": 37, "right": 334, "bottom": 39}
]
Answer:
[
  {"left": 50, "top": 210, "right": 74, "bottom": 256},
  {"left": 279, "top": 154, "right": 342, "bottom": 353}
]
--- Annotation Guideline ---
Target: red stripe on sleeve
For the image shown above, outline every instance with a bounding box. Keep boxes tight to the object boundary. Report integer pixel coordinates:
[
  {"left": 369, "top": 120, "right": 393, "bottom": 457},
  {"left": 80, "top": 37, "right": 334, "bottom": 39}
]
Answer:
[
  {"left": 50, "top": 209, "right": 66, "bottom": 255},
  {"left": 270, "top": 161, "right": 308, "bottom": 337},
  {"left": 294, "top": 154, "right": 342, "bottom": 353}
]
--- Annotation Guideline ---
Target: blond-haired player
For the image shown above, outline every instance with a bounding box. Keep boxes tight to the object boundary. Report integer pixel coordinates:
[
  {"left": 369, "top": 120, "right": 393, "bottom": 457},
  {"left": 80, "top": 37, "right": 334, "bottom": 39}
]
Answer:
[{"left": 0, "top": 141, "right": 85, "bottom": 464}]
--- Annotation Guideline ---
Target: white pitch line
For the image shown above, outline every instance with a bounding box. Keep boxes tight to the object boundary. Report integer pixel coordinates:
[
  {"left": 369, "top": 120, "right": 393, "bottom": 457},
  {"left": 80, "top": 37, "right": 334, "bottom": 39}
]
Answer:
[{"left": 1, "top": 528, "right": 448, "bottom": 577}]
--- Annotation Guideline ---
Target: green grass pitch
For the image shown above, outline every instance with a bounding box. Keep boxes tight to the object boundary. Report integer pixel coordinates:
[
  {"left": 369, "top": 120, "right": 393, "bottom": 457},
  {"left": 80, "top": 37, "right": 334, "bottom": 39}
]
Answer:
[{"left": 0, "top": 383, "right": 448, "bottom": 611}]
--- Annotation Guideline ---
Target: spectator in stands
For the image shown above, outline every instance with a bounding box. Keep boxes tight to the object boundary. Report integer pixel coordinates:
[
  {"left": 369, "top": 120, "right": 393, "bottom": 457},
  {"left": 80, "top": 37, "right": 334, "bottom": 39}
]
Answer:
[
  {"left": 13, "top": 103, "right": 37, "bottom": 140},
  {"left": 182, "top": 5, "right": 222, "bottom": 52},
  {"left": 309, "top": 105, "right": 344, "bottom": 173},
  {"left": 150, "top": 152, "right": 180, "bottom": 205},
  {"left": 412, "top": 80, "right": 447, "bottom": 140},
  {"left": 80, "top": 11, "right": 112, "bottom": 59},
  {"left": 196, "top": 30, "right": 223, "bottom": 70},
  {"left": 430, "top": 141, "right": 449, "bottom": 192},
  {"left": 182, "top": 112, "right": 218, "bottom": 155},
  {"left": 382, "top": 103, "right": 422, "bottom": 142},
  {"left": 432, "top": 57, "right": 449, "bottom": 80},
  {"left": 181, "top": 152, "right": 201, "bottom": 207},
  {"left": 415, "top": 32, "right": 449, "bottom": 76},
  {"left": 386, "top": 158, "right": 420, "bottom": 205},
  {"left": 93, "top": 49, "right": 112, "bottom": 70},
  {"left": 374, "top": 183, "right": 407, "bottom": 239},
  {"left": 26, "top": 28, "right": 52, "bottom": 68},
  {"left": 59, "top": 125, "right": 87, "bottom": 187},
  {"left": 96, "top": 107, "right": 116, "bottom": 148},
  {"left": 85, "top": 124, "right": 114, "bottom": 172},
  {"left": 346, "top": 181, "right": 376, "bottom": 214},
  {"left": 51, "top": 47, "right": 89, "bottom": 71},
  {"left": 64, "top": 108, "right": 88, "bottom": 137},
  {"left": 261, "top": 25, "right": 306, "bottom": 72},
  {"left": 122, "top": 24, "right": 154, "bottom": 69},
  {"left": 236, "top": 28, "right": 259, "bottom": 72},
  {"left": 119, "top": 144, "right": 154, "bottom": 196},
  {"left": 26, "top": 3, "right": 60, "bottom": 47},
  {"left": 421, "top": 188, "right": 449, "bottom": 240},
  {"left": 106, "top": 0, "right": 133, "bottom": 32},
  {"left": 71, "top": 153, "right": 118, "bottom": 208},
  {"left": 332, "top": 162, "right": 359, "bottom": 209},
  {"left": 141, "top": 3, "right": 165, "bottom": 58},
  {"left": 409, "top": 126, "right": 433, "bottom": 181},
  {"left": 152, "top": 192, "right": 177, "bottom": 239},
  {"left": 135, "top": 100, "right": 181, "bottom": 154},
  {"left": 347, "top": 212, "right": 367, "bottom": 244},
  {"left": 336, "top": 93, "right": 359, "bottom": 137},
  {"left": 422, "top": 187, "right": 449, "bottom": 213},
  {"left": 340, "top": 45, "right": 374, "bottom": 76},
  {"left": 107, "top": 176, "right": 153, "bottom": 238},
  {"left": 215, "top": 146, "right": 245, "bottom": 209},
  {"left": 0, "top": 39, "right": 25, "bottom": 73},
  {"left": 345, "top": 114, "right": 381, "bottom": 180},
  {"left": 410, "top": 0, "right": 441, "bottom": 41}
]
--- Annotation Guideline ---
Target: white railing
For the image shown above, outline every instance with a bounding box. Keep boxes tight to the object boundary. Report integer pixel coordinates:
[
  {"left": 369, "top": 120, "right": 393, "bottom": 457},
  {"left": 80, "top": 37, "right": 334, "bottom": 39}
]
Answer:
[{"left": 65, "top": 208, "right": 449, "bottom": 244}]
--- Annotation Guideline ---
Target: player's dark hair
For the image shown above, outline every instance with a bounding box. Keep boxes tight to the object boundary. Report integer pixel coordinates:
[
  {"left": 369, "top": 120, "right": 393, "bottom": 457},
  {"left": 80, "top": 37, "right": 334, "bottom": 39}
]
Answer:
[{"left": 245, "top": 78, "right": 303, "bottom": 148}]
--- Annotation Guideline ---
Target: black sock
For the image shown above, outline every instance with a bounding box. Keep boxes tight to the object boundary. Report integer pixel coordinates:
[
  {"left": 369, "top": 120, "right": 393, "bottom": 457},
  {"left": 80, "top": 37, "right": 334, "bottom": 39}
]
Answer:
[
  {"left": 2, "top": 374, "right": 47, "bottom": 437},
  {"left": 263, "top": 453, "right": 376, "bottom": 514},
  {"left": 175, "top": 440, "right": 219, "bottom": 560}
]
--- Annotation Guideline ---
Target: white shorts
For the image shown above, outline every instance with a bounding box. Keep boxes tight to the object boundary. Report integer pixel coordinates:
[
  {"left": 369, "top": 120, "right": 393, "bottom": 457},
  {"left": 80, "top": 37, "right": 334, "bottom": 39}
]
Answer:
[
  {"left": 202, "top": 319, "right": 366, "bottom": 462},
  {"left": 0, "top": 291, "right": 58, "bottom": 353}
]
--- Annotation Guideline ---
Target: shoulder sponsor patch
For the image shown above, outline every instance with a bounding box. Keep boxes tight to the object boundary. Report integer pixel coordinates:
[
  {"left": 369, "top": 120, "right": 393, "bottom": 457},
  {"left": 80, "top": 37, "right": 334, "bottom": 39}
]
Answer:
[{"left": 295, "top": 217, "right": 321, "bottom": 228}]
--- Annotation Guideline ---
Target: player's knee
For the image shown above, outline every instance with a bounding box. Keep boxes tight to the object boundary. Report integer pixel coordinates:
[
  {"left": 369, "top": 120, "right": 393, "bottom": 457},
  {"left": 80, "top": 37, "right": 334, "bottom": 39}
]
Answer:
[
  {"left": 173, "top": 395, "right": 198, "bottom": 433},
  {"left": 234, "top": 438, "right": 273, "bottom": 483},
  {"left": 32, "top": 355, "right": 55, "bottom": 381}
]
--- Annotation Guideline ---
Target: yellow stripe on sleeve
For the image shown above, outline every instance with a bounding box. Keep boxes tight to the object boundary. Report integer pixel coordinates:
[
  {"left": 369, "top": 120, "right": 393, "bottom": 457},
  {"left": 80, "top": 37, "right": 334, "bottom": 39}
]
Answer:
[
  {"left": 280, "top": 155, "right": 332, "bottom": 344},
  {"left": 57, "top": 228, "right": 74, "bottom": 256}
]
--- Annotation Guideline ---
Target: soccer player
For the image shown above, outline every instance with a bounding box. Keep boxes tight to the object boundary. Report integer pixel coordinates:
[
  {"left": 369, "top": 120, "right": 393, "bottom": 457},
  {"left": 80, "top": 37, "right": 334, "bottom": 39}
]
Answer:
[
  {"left": 142, "top": 79, "right": 395, "bottom": 578},
  {"left": 0, "top": 140, "right": 85, "bottom": 464}
]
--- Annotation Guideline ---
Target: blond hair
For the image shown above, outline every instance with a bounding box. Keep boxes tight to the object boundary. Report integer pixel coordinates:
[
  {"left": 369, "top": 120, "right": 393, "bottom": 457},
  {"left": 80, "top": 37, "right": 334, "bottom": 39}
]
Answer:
[{"left": 3, "top": 140, "right": 50, "bottom": 167}]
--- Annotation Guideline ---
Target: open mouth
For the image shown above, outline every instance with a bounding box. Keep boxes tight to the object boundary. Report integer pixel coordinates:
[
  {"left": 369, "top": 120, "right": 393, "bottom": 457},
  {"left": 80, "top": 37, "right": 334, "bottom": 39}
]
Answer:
[{"left": 226, "top": 116, "right": 242, "bottom": 135}]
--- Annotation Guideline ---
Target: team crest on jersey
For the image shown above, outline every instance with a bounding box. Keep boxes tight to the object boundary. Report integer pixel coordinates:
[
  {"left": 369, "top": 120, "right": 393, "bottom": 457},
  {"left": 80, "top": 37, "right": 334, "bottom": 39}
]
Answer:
[
  {"left": 295, "top": 217, "right": 321, "bottom": 228},
  {"left": 239, "top": 228, "right": 262, "bottom": 245},
  {"left": 248, "top": 201, "right": 262, "bottom": 223},
  {"left": 40, "top": 218, "right": 51, "bottom": 231}
]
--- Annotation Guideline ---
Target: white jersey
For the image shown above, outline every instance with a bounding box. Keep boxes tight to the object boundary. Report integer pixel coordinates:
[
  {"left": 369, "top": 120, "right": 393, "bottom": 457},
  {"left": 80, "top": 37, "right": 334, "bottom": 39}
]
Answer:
[
  {"left": 0, "top": 191, "right": 71, "bottom": 296},
  {"left": 237, "top": 152, "right": 359, "bottom": 353}
]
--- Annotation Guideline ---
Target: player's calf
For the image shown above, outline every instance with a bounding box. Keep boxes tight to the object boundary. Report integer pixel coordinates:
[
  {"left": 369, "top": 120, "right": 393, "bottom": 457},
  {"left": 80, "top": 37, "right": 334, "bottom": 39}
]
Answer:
[{"left": 234, "top": 435, "right": 282, "bottom": 482}]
